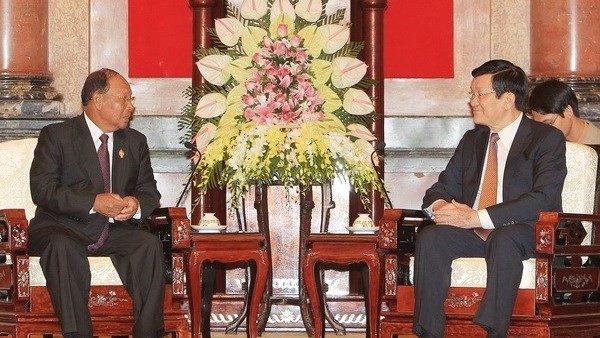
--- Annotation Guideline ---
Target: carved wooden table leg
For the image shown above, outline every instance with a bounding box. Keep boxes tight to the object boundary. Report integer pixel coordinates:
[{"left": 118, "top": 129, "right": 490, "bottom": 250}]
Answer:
[
  {"left": 188, "top": 249, "right": 203, "bottom": 338},
  {"left": 201, "top": 265, "right": 216, "bottom": 338},
  {"left": 302, "top": 234, "right": 380, "bottom": 338},
  {"left": 248, "top": 248, "right": 270, "bottom": 336},
  {"left": 188, "top": 233, "right": 269, "bottom": 338}
]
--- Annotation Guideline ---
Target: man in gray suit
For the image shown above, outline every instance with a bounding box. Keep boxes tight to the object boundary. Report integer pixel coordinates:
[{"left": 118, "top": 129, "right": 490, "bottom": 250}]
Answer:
[
  {"left": 29, "top": 69, "right": 164, "bottom": 338},
  {"left": 413, "top": 60, "right": 567, "bottom": 337}
]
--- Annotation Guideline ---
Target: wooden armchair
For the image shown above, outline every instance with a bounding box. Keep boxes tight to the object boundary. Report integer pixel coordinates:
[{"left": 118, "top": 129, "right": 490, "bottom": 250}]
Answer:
[
  {"left": 0, "top": 138, "right": 191, "bottom": 337},
  {"left": 379, "top": 142, "right": 600, "bottom": 337}
]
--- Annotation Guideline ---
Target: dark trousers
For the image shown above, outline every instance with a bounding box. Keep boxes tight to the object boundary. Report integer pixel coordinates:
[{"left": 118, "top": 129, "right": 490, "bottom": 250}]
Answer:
[
  {"left": 29, "top": 223, "right": 166, "bottom": 338},
  {"left": 412, "top": 224, "right": 536, "bottom": 338}
]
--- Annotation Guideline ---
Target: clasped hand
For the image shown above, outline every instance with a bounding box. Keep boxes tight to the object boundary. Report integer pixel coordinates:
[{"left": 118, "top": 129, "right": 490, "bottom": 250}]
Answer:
[
  {"left": 433, "top": 200, "right": 481, "bottom": 228},
  {"left": 93, "top": 193, "right": 139, "bottom": 221}
]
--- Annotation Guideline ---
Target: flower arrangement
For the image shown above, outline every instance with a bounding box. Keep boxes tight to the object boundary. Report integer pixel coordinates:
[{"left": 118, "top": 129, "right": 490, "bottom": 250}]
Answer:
[{"left": 179, "top": 0, "right": 385, "bottom": 208}]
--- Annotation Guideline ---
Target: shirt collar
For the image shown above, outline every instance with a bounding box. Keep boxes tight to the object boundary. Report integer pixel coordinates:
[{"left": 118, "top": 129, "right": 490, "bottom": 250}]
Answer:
[
  {"left": 494, "top": 112, "right": 523, "bottom": 148},
  {"left": 84, "top": 113, "right": 114, "bottom": 142}
]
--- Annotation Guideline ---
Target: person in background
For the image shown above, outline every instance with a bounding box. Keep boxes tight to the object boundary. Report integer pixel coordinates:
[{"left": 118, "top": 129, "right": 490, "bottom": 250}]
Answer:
[
  {"left": 413, "top": 60, "right": 566, "bottom": 338},
  {"left": 529, "top": 79, "right": 600, "bottom": 145},
  {"left": 28, "top": 68, "right": 165, "bottom": 338}
]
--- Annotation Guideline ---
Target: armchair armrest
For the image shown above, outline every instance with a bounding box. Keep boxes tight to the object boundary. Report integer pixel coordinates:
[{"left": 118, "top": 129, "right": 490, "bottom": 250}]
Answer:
[
  {"left": 0, "top": 209, "right": 29, "bottom": 254},
  {"left": 378, "top": 209, "right": 429, "bottom": 252},
  {"left": 534, "top": 211, "right": 600, "bottom": 313},
  {"left": 378, "top": 209, "right": 429, "bottom": 301},
  {"left": 0, "top": 209, "right": 29, "bottom": 304},
  {"left": 149, "top": 207, "right": 191, "bottom": 298},
  {"left": 150, "top": 207, "right": 190, "bottom": 250}
]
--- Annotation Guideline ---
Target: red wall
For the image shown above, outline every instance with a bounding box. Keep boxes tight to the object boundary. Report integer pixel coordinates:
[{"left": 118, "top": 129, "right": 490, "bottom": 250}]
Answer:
[
  {"left": 128, "top": 0, "right": 453, "bottom": 79},
  {"left": 384, "top": 0, "right": 453, "bottom": 78}
]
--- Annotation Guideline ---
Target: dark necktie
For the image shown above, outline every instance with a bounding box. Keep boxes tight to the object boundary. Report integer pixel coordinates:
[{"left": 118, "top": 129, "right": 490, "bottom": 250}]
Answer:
[
  {"left": 474, "top": 132, "right": 499, "bottom": 241},
  {"left": 88, "top": 133, "right": 110, "bottom": 251}
]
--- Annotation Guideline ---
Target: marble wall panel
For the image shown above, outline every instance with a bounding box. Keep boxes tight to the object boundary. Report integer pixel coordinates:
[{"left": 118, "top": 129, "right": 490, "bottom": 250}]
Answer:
[
  {"left": 491, "top": 0, "right": 530, "bottom": 71},
  {"left": 48, "top": 0, "right": 88, "bottom": 113}
]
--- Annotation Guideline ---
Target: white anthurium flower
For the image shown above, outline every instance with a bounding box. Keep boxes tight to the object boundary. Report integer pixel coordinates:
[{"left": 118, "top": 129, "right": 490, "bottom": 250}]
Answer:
[
  {"left": 227, "top": 56, "right": 252, "bottom": 83},
  {"left": 195, "top": 93, "right": 227, "bottom": 118},
  {"left": 317, "top": 24, "right": 350, "bottom": 54},
  {"left": 215, "top": 17, "right": 244, "bottom": 47},
  {"left": 315, "top": 84, "right": 341, "bottom": 113},
  {"left": 330, "top": 57, "right": 368, "bottom": 88},
  {"left": 196, "top": 55, "right": 233, "bottom": 86},
  {"left": 355, "top": 138, "right": 379, "bottom": 166},
  {"left": 240, "top": 0, "right": 269, "bottom": 20},
  {"left": 241, "top": 26, "right": 268, "bottom": 56},
  {"left": 295, "top": 0, "right": 323, "bottom": 22},
  {"left": 297, "top": 25, "right": 323, "bottom": 57},
  {"left": 194, "top": 123, "right": 218, "bottom": 153},
  {"left": 343, "top": 88, "right": 374, "bottom": 115},
  {"left": 309, "top": 59, "right": 331, "bottom": 86},
  {"left": 270, "top": 0, "right": 296, "bottom": 23},
  {"left": 347, "top": 123, "right": 376, "bottom": 141},
  {"left": 269, "top": 14, "right": 296, "bottom": 37}
]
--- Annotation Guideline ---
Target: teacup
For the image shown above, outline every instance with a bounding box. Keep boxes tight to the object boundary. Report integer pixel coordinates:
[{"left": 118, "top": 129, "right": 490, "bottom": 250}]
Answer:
[
  {"left": 199, "top": 213, "right": 221, "bottom": 227},
  {"left": 352, "top": 213, "right": 375, "bottom": 228}
]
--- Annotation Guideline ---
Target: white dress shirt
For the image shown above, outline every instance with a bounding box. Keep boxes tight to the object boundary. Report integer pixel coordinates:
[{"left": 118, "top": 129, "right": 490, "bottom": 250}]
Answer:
[{"left": 475, "top": 113, "right": 523, "bottom": 228}]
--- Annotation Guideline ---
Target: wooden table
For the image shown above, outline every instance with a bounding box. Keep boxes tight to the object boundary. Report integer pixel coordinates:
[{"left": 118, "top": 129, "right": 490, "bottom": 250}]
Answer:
[
  {"left": 187, "top": 232, "right": 270, "bottom": 338},
  {"left": 302, "top": 233, "right": 381, "bottom": 338}
]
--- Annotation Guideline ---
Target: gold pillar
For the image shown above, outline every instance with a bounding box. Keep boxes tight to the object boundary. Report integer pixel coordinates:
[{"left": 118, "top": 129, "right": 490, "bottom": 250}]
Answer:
[
  {"left": 0, "top": 0, "right": 61, "bottom": 114},
  {"left": 530, "top": 0, "right": 600, "bottom": 107}
]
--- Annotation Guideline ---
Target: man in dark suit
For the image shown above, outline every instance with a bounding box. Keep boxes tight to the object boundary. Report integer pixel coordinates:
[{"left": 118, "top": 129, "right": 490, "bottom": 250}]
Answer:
[
  {"left": 29, "top": 68, "right": 164, "bottom": 338},
  {"left": 413, "top": 60, "right": 567, "bottom": 338}
]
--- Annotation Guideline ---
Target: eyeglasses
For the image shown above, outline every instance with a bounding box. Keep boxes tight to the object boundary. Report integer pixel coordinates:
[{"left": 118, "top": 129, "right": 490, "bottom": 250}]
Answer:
[
  {"left": 105, "top": 93, "right": 136, "bottom": 106},
  {"left": 468, "top": 91, "right": 496, "bottom": 100}
]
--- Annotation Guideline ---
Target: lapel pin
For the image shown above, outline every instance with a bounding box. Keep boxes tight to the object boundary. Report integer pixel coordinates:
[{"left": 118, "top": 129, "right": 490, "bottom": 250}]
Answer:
[{"left": 118, "top": 148, "right": 125, "bottom": 158}]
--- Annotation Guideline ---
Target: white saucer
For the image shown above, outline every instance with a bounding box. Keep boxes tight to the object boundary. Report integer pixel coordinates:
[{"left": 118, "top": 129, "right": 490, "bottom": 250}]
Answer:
[
  {"left": 345, "top": 226, "right": 379, "bottom": 234},
  {"left": 191, "top": 225, "right": 227, "bottom": 233}
]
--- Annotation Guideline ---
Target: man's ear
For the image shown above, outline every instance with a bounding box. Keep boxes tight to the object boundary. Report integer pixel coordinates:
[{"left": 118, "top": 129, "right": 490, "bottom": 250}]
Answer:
[
  {"left": 503, "top": 92, "right": 516, "bottom": 110},
  {"left": 563, "top": 105, "right": 574, "bottom": 118},
  {"left": 93, "top": 92, "right": 103, "bottom": 109}
]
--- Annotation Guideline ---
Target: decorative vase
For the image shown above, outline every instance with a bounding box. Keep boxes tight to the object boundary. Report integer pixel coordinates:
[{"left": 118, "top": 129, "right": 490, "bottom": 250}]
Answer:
[
  {"left": 352, "top": 213, "right": 375, "bottom": 228},
  {"left": 199, "top": 212, "right": 220, "bottom": 227}
]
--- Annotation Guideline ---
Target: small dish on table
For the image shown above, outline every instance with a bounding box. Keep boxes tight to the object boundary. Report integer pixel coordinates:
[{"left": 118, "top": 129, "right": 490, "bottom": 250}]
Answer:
[
  {"left": 191, "top": 225, "right": 227, "bottom": 233},
  {"left": 345, "top": 226, "right": 379, "bottom": 234}
]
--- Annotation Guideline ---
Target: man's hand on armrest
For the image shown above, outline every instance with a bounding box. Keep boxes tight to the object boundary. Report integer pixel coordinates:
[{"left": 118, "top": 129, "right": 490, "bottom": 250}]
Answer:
[{"left": 433, "top": 200, "right": 482, "bottom": 229}]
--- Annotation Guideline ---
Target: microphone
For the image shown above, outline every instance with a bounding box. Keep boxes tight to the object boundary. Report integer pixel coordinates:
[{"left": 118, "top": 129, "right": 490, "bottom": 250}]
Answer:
[
  {"left": 176, "top": 142, "right": 202, "bottom": 207},
  {"left": 371, "top": 141, "right": 393, "bottom": 209},
  {"left": 184, "top": 141, "right": 198, "bottom": 152}
]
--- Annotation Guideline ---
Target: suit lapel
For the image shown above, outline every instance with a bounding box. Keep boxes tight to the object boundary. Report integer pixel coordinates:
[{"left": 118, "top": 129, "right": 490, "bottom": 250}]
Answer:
[
  {"left": 74, "top": 115, "right": 105, "bottom": 192},
  {"left": 505, "top": 117, "right": 533, "bottom": 177},
  {"left": 112, "top": 129, "right": 127, "bottom": 195},
  {"left": 475, "top": 128, "right": 489, "bottom": 174},
  {"left": 466, "top": 127, "right": 490, "bottom": 204}
]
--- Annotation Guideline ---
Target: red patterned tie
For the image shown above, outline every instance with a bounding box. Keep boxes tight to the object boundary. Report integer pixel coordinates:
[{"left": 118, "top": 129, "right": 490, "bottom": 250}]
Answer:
[
  {"left": 474, "top": 133, "right": 499, "bottom": 241},
  {"left": 88, "top": 133, "right": 110, "bottom": 251}
]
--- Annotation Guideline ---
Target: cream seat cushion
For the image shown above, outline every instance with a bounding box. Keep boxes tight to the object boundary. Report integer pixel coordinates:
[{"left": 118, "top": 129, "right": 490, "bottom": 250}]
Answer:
[
  {"left": 409, "top": 142, "right": 598, "bottom": 289},
  {"left": 0, "top": 138, "right": 122, "bottom": 286}
]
